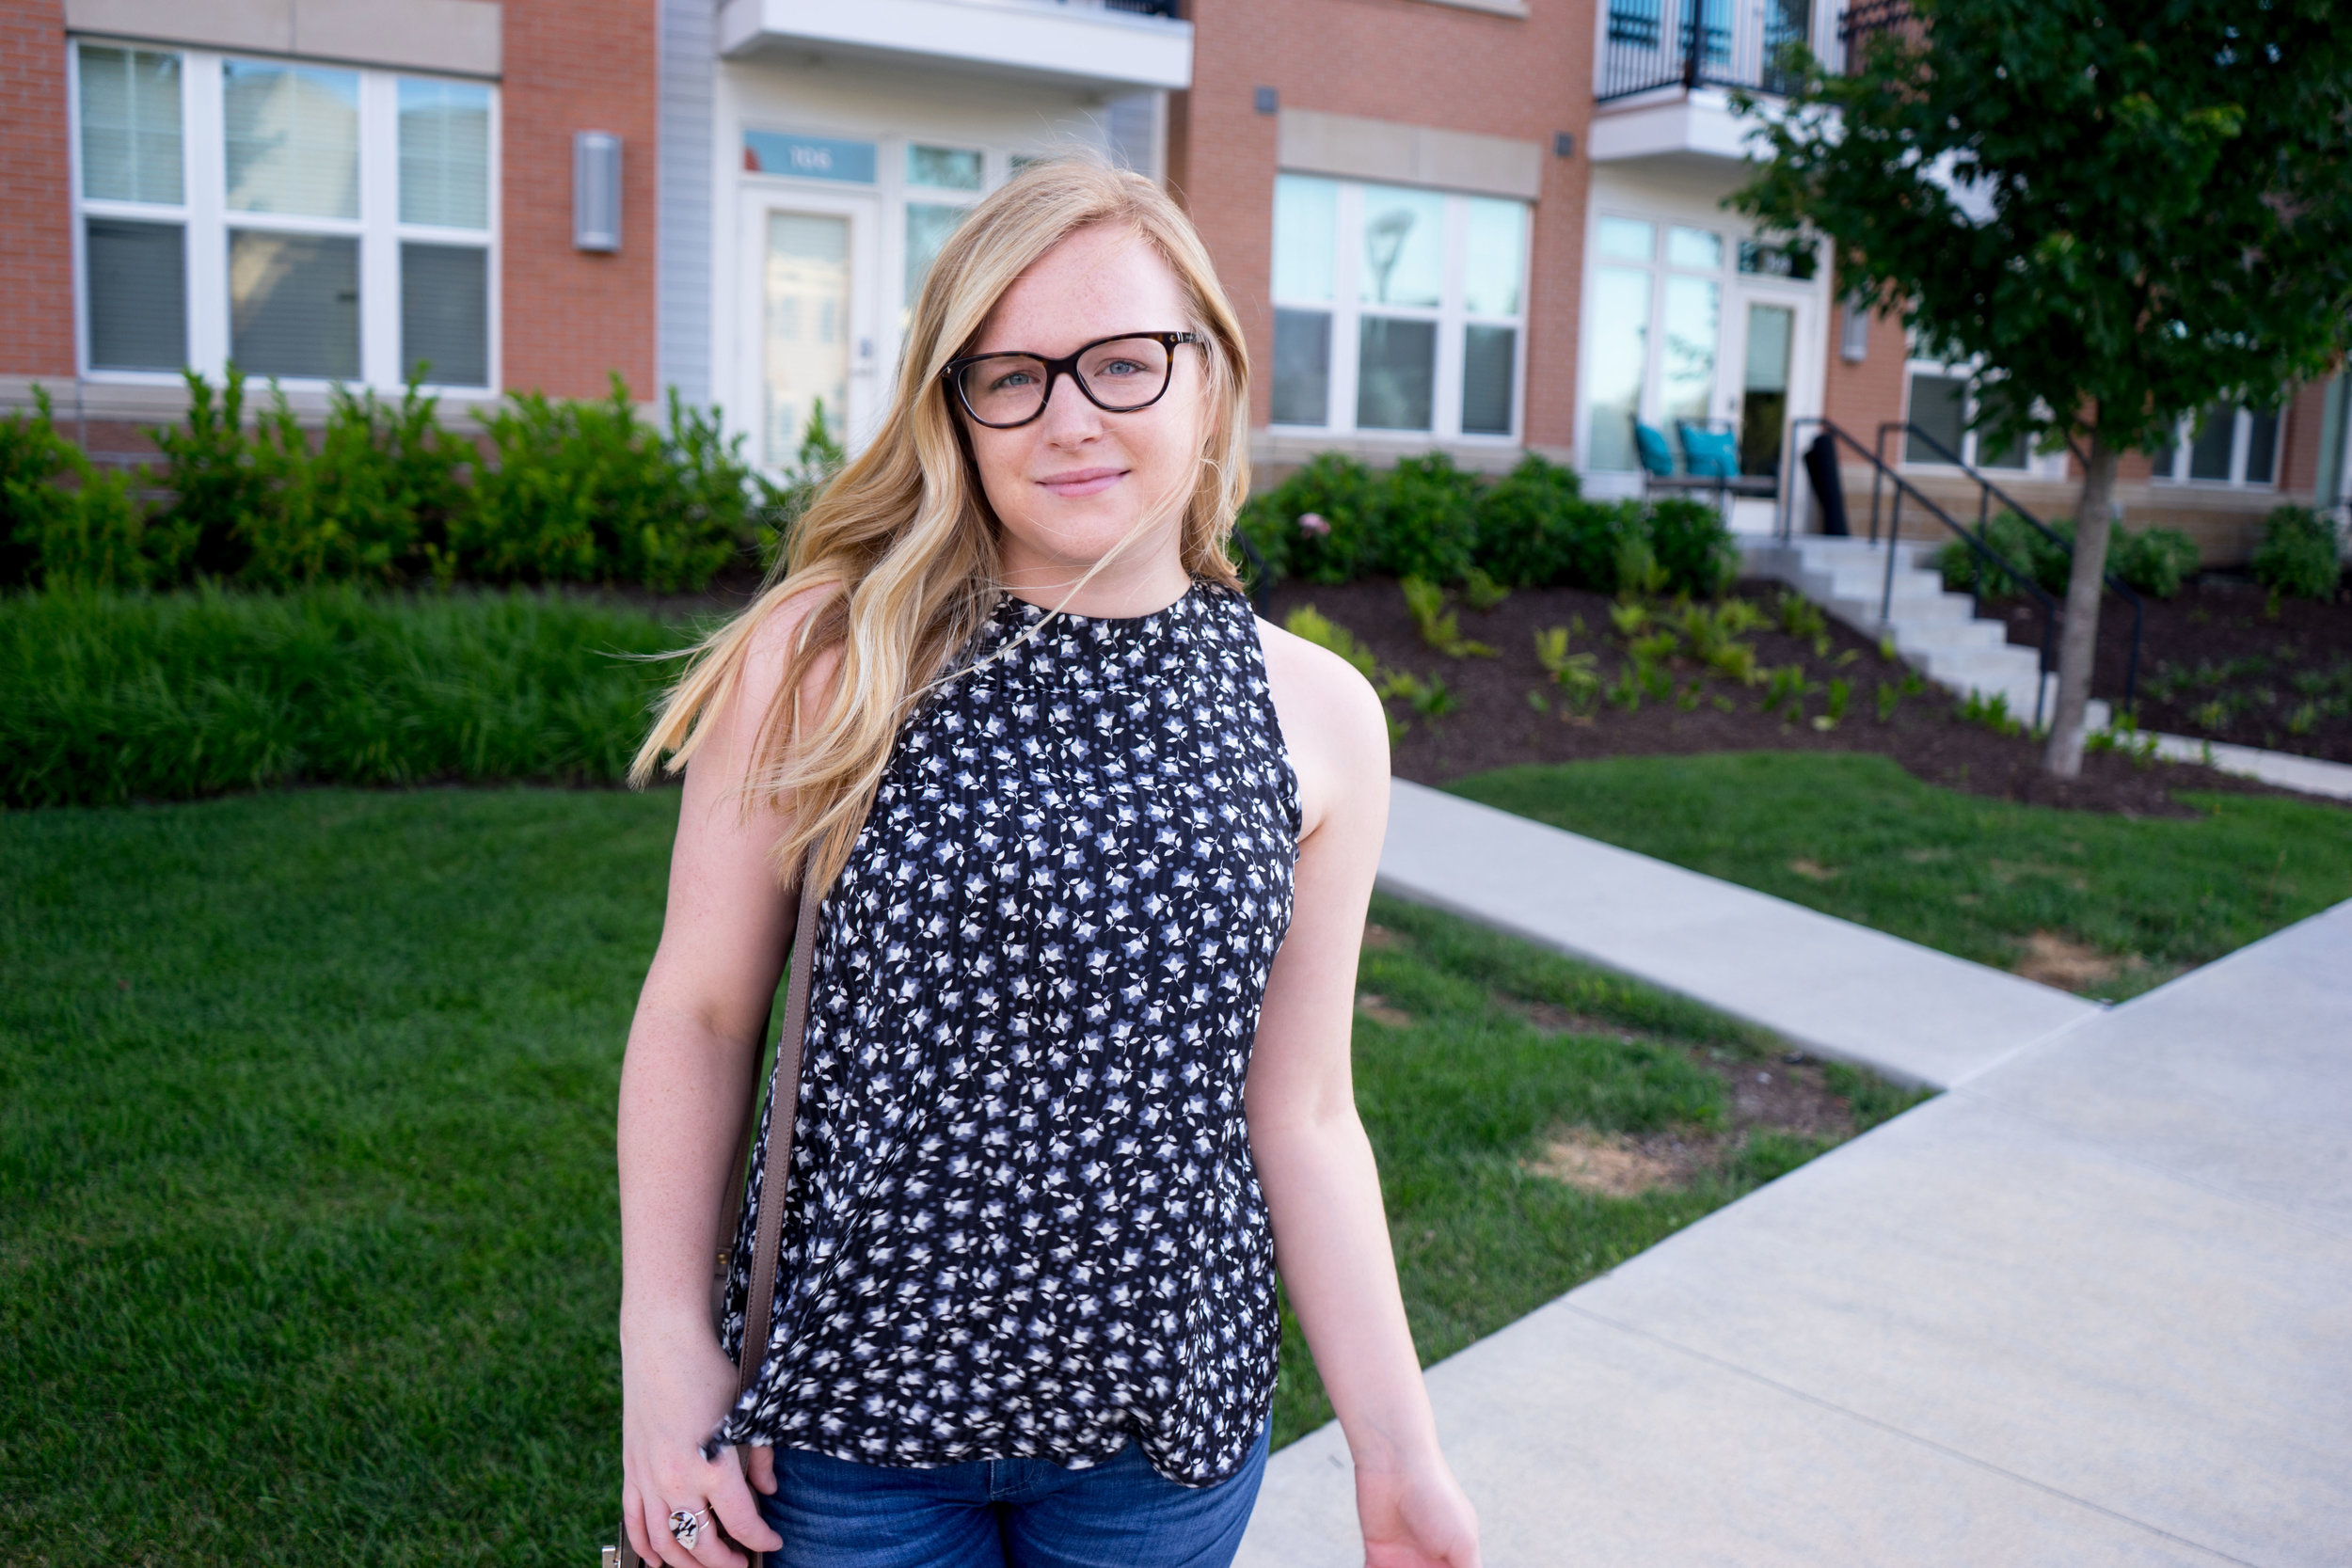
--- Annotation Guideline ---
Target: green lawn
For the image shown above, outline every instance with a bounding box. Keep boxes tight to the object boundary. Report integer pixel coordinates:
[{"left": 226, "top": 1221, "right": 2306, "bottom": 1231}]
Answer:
[
  {"left": 2, "top": 787, "right": 1904, "bottom": 1565},
  {"left": 1454, "top": 752, "right": 2352, "bottom": 1001}
]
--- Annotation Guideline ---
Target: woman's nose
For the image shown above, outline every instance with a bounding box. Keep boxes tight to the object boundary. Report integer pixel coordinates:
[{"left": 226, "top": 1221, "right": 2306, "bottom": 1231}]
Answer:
[{"left": 1036, "top": 368, "right": 1107, "bottom": 441}]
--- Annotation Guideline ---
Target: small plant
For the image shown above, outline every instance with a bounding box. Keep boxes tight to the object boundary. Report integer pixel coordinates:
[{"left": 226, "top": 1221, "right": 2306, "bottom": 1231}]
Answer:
[
  {"left": 1761, "top": 664, "right": 1818, "bottom": 724},
  {"left": 1875, "top": 681, "right": 1902, "bottom": 722},
  {"left": 1816, "top": 676, "right": 1851, "bottom": 731},
  {"left": 1958, "top": 689, "right": 2023, "bottom": 736},
  {"left": 1677, "top": 680, "right": 1704, "bottom": 711},
  {"left": 1878, "top": 632, "right": 1900, "bottom": 664},
  {"left": 2251, "top": 504, "right": 2344, "bottom": 600},
  {"left": 1606, "top": 665, "right": 1645, "bottom": 713},
  {"left": 1461, "top": 565, "right": 1510, "bottom": 611},
  {"left": 1613, "top": 532, "right": 1670, "bottom": 600},
  {"left": 1774, "top": 591, "right": 1831, "bottom": 657},
  {"left": 1400, "top": 577, "right": 1496, "bottom": 658},
  {"left": 1609, "top": 600, "right": 1650, "bottom": 638},
  {"left": 1283, "top": 605, "right": 1379, "bottom": 682},
  {"left": 1533, "top": 626, "right": 1602, "bottom": 713}
]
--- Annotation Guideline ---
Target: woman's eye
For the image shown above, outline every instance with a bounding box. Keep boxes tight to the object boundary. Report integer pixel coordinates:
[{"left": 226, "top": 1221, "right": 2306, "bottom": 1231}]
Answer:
[
  {"left": 1095, "top": 358, "right": 1145, "bottom": 378},
  {"left": 987, "top": 369, "right": 1039, "bottom": 394}
]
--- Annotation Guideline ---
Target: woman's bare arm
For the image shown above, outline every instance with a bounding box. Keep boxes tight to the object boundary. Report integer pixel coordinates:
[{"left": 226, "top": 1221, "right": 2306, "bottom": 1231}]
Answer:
[
  {"left": 616, "top": 596, "right": 830, "bottom": 1568},
  {"left": 1246, "top": 625, "right": 1481, "bottom": 1568}
]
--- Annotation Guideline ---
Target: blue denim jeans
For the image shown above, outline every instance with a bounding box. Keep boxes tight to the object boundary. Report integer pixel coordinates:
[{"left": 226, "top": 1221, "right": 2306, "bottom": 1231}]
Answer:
[{"left": 752, "top": 1419, "right": 1271, "bottom": 1568}]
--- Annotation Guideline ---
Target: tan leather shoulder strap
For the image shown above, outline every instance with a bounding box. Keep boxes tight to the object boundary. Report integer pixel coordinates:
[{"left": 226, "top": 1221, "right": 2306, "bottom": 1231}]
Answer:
[{"left": 734, "top": 860, "right": 823, "bottom": 1402}]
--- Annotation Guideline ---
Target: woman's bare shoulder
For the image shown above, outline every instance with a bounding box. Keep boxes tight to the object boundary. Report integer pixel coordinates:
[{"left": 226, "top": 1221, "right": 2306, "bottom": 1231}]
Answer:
[{"left": 1253, "top": 612, "right": 1391, "bottom": 840}]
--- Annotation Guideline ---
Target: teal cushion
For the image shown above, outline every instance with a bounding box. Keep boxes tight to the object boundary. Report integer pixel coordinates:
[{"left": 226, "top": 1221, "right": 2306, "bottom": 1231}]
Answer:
[
  {"left": 1680, "top": 424, "right": 1740, "bottom": 479},
  {"left": 1633, "top": 422, "right": 1676, "bottom": 477}
]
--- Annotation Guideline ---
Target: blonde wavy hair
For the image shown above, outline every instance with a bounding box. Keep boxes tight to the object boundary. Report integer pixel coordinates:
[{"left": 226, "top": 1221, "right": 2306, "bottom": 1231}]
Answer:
[{"left": 628, "top": 156, "right": 1252, "bottom": 895}]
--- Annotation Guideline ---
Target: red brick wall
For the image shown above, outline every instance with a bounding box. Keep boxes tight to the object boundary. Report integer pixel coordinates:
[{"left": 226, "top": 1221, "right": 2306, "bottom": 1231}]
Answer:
[
  {"left": 1175, "top": 0, "right": 1592, "bottom": 449},
  {"left": 2, "top": 1, "right": 76, "bottom": 382},
  {"left": 2278, "top": 376, "right": 2329, "bottom": 497},
  {"left": 499, "top": 0, "right": 658, "bottom": 400}
]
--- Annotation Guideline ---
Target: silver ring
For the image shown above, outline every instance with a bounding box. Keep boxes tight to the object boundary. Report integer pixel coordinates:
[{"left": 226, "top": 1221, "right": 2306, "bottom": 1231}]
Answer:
[{"left": 667, "top": 1507, "right": 709, "bottom": 1549}]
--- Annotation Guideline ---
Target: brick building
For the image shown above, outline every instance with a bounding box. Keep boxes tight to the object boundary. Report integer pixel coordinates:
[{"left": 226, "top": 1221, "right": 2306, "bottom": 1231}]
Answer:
[{"left": 4, "top": 0, "right": 2345, "bottom": 559}]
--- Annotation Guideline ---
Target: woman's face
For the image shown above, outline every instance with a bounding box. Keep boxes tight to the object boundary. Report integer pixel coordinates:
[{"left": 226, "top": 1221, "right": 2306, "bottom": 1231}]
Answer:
[{"left": 957, "top": 223, "right": 1208, "bottom": 602}]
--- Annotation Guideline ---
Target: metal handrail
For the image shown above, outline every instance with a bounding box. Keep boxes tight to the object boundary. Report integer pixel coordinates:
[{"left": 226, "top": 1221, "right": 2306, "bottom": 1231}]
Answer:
[
  {"left": 1778, "top": 416, "right": 2062, "bottom": 728},
  {"left": 1875, "top": 421, "right": 2142, "bottom": 711}
]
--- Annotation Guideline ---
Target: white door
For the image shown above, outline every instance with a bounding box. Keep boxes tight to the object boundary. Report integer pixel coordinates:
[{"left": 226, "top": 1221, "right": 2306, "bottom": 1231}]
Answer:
[
  {"left": 1721, "top": 286, "right": 1819, "bottom": 477},
  {"left": 739, "top": 189, "right": 880, "bottom": 470}
]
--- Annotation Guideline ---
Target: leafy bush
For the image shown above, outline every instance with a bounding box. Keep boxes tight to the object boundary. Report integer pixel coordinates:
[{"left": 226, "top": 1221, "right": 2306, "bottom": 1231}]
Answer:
[
  {"left": 3, "top": 389, "right": 192, "bottom": 589},
  {"left": 2251, "top": 504, "right": 2344, "bottom": 599},
  {"left": 1645, "top": 496, "right": 1740, "bottom": 598},
  {"left": 1375, "top": 451, "right": 1482, "bottom": 584},
  {"left": 1243, "top": 450, "right": 1732, "bottom": 597},
  {"left": 0, "top": 586, "right": 691, "bottom": 807},
  {"left": 17, "top": 370, "right": 767, "bottom": 594},
  {"left": 1936, "top": 512, "right": 2200, "bottom": 600}
]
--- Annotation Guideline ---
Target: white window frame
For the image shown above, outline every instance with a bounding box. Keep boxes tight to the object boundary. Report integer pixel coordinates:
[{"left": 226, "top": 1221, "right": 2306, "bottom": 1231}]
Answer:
[
  {"left": 2145, "top": 402, "right": 2280, "bottom": 489},
  {"left": 1267, "top": 177, "right": 1530, "bottom": 444},
  {"left": 1898, "top": 343, "right": 2058, "bottom": 477},
  {"left": 68, "top": 36, "right": 501, "bottom": 394}
]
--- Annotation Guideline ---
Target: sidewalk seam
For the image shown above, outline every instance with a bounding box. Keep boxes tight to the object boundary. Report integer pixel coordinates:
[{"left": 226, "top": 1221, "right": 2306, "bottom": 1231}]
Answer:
[{"left": 1556, "top": 1301, "right": 2265, "bottom": 1568}]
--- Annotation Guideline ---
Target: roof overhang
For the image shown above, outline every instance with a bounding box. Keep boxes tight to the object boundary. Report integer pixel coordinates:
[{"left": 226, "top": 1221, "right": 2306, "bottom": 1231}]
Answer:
[{"left": 717, "top": 0, "right": 1192, "bottom": 93}]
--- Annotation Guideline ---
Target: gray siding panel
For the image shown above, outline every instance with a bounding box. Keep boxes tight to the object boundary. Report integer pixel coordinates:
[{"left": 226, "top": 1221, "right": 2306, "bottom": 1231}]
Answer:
[{"left": 657, "top": 0, "right": 713, "bottom": 409}]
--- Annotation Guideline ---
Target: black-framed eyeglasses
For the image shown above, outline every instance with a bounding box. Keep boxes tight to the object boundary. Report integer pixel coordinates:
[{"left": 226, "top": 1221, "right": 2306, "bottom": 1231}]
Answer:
[{"left": 941, "top": 330, "right": 1200, "bottom": 429}]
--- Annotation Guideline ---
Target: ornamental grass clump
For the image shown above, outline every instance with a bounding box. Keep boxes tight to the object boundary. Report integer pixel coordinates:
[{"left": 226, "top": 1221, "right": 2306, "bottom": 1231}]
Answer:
[
  {"left": 2252, "top": 505, "right": 2344, "bottom": 600},
  {"left": 0, "top": 586, "right": 690, "bottom": 807}
]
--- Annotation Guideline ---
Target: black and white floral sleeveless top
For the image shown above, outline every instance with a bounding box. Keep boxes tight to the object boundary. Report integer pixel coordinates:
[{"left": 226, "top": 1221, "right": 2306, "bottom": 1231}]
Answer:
[{"left": 714, "top": 578, "right": 1300, "bottom": 1488}]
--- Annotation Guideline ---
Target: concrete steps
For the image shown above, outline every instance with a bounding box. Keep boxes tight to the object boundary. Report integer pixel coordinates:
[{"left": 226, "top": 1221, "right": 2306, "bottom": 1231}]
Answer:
[{"left": 1746, "top": 536, "right": 2109, "bottom": 733}]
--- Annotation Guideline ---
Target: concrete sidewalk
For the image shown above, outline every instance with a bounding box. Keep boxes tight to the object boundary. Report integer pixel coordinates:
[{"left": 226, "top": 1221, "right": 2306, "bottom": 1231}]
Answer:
[
  {"left": 1376, "top": 779, "right": 2096, "bottom": 1089},
  {"left": 1242, "top": 796, "right": 2352, "bottom": 1564}
]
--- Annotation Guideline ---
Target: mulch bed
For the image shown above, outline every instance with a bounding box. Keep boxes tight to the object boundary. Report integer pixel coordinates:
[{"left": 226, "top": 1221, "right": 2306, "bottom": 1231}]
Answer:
[
  {"left": 1264, "top": 577, "right": 2330, "bottom": 817},
  {"left": 1982, "top": 574, "right": 2352, "bottom": 765}
]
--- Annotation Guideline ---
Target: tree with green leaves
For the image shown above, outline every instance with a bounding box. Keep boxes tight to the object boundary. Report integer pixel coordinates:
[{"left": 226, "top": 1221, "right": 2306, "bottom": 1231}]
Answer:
[{"left": 1735, "top": 0, "right": 2352, "bottom": 775}]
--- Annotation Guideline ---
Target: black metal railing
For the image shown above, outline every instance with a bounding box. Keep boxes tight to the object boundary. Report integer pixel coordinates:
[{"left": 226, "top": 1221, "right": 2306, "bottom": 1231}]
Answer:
[
  {"left": 1873, "top": 421, "right": 2142, "bottom": 711},
  {"left": 1597, "top": 0, "right": 1813, "bottom": 103},
  {"left": 1780, "top": 418, "right": 2064, "bottom": 728},
  {"left": 1100, "top": 0, "right": 1181, "bottom": 16}
]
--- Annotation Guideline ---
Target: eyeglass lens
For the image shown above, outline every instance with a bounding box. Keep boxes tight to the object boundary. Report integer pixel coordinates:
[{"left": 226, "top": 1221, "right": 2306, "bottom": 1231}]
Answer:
[{"left": 957, "top": 337, "right": 1173, "bottom": 425}]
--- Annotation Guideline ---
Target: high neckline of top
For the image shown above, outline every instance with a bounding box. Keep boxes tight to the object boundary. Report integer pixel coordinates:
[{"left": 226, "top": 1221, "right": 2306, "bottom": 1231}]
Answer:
[{"left": 989, "top": 578, "right": 1212, "bottom": 639}]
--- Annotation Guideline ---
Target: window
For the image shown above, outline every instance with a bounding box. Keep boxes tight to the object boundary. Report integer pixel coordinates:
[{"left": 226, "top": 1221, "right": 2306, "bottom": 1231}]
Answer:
[
  {"left": 1901, "top": 349, "right": 2028, "bottom": 470},
  {"left": 1585, "top": 219, "right": 1723, "bottom": 470},
  {"left": 903, "top": 144, "right": 984, "bottom": 326},
  {"left": 2147, "top": 402, "right": 2280, "bottom": 487},
  {"left": 72, "top": 40, "right": 496, "bottom": 388},
  {"left": 1268, "top": 174, "right": 1528, "bottom": 439}
]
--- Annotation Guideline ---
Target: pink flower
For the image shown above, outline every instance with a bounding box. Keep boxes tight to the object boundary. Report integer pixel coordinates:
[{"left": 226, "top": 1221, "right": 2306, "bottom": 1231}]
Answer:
[{"left": 1298, "top": 512, "right": 1330, "bottom": 537}]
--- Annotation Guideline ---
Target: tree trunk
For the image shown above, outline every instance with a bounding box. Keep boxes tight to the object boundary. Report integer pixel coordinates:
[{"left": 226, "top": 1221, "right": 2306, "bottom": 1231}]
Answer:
[{"left": 2043, "top": 429, "right": 2121, "bottom": 778}]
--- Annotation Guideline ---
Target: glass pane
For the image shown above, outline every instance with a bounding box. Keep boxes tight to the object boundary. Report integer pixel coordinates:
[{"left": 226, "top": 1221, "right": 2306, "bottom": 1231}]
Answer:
[
  {"left": 1272, "top": 175, "right": 1338, "bottom": 305},
  {"left": 1359, "top": 185, "right": 1444, "bottom": 309},
  {"left": 230, "top": 230, "right": 359, "bottom": 379},
  {"left": 1597, "top": 216, "right": 1653, "bottom": 262},
  {"left": 1463, "top": 198, "right": 1525, "bottom": 318},
  {"left": 2187, "top": 404, "right": 2235, "bottom": 481},
  {"left": 764, "top": 212, "right": 850, "bottom": 467},
  {"left": 1667, "top": 226, "right": 1724, "bottom": 270},
  {"left": 1905, "top": 372, "right": 1967, "bottom": 464},
  {"left": 1659, "top": 274, "right": 1719, "bottom": 427},
  {"left": 401, "top": 242, "right": 486, "bottom": 386},
  {"left": 1462, "top": 325, "right": 1515, "bottom": 436},
  {"left": 1737, "top": 304, "right": 1793, "bottom": 477},
  {"left": 1737, "top": 238, "right": 1816, "bottom": 279},
  {"left": 225, "top": 61, "right": 360, "bottom": 218},
  {"left": 1271, "top": 309, "right": 1331, "bottom": 425},
  {"left": 1978, "top": 427, "right": 2029, "bottom": 469},
  {"left": 1586, "top": 267, "right": 1650, "bottom": 471},
  {"left": 398, "top": 79, "right": 490, "bottom": 230},
  {"left": 907, "top": 145, "right": 982, "bottom": 191},
  {"left": 1356, "top": 316, "right": 1436, "bottom": 431},
  {"left": 79, "top": 45, "right": 183, "bottom": 205},
  {"left": 2245, "top": 407, "right": 2279, "bottom": 483},
  {"left": 86, "top": 217, "right": 185, "bottom": 370},
  {"left": 905, "top": 202, "right": 966, "bottom": 319}
]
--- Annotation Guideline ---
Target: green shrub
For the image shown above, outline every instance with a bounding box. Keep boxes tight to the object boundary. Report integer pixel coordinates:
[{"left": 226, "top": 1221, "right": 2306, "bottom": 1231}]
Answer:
[
  {"left": 0, "top": 586, "right": 691, "bottom": 807},
  {"left": 1473, "top": 454, "right": 1593, "bottom": 588},
  {"left": 1940, "top": 513, "right": 2202, "bottom": 601},
  {"left": 1240, "top": 452, "right": 1383, "bottom": 584},
  {"left": 2, "top": 388, "right": 87, "bottom": 585},
  {"left": 1374, "top": 451, "right": 1482, "bottom": 583},
  {"left": 453, "top": 380, "right": 756, "bottom": 593},
  {"left": 1645, "top": 496, "right": 1740, "bottom": 598},
  {"left": 235, "top": 379, "right": 473, "bottom": 588},
  {"left": 2251, "top": 504, "right": 2344, "bottom": 599},
  {"left": 3, "top": 389, "right": 193, "bottom": 590},
  {"left": 2107, "top": 525, "right": 2200, "bottom": 599}
]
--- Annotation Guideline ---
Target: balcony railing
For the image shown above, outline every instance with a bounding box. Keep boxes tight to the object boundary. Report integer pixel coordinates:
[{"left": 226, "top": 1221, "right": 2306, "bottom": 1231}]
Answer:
[{"left": 1597, "top": 0, "right": 1911, "bottom": 103}]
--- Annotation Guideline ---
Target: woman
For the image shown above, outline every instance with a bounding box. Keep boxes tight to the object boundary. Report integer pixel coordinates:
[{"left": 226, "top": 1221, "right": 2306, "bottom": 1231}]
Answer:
[{"left": 616, "top": 157, "right": 1480, "bottom": 1568}]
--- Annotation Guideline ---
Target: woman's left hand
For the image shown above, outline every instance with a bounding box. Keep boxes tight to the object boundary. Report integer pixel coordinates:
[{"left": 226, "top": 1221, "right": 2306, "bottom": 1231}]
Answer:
[{"left": 1355, "top": 1449, "right": 1482, "bottom": 1568}]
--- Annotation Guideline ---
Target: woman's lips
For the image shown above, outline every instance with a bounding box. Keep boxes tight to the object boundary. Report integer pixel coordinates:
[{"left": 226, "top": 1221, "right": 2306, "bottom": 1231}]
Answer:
[{"left": 1036, "top": 467, "right": 1126, "bottom": 499}]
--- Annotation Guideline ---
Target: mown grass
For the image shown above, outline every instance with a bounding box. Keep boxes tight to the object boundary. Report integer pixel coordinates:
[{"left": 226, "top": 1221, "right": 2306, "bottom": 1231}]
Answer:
[
  {"left": 1454, "top": 752, "right": 2352, "bottom": 1001},
  {"left": 0, "top": 586, "right": 705, "bottom": 807},
  {"left": 1, "top": 787, "right": 1902, "bottom": 1564}
]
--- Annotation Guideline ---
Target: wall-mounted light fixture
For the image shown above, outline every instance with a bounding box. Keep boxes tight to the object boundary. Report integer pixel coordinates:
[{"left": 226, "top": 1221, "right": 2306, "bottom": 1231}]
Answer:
[
  {"left": 1253, "top": 86, "right": 1279, "bottom": 115},
  {"left": 1839, "top": 301, "right": 1869, "bottom": 363},
  {"left": 1553, "top": 131, "right": 1575, "bottom": 158},
  {"left": 574, "top": 132, "right": 622, "bottom": 253}
]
